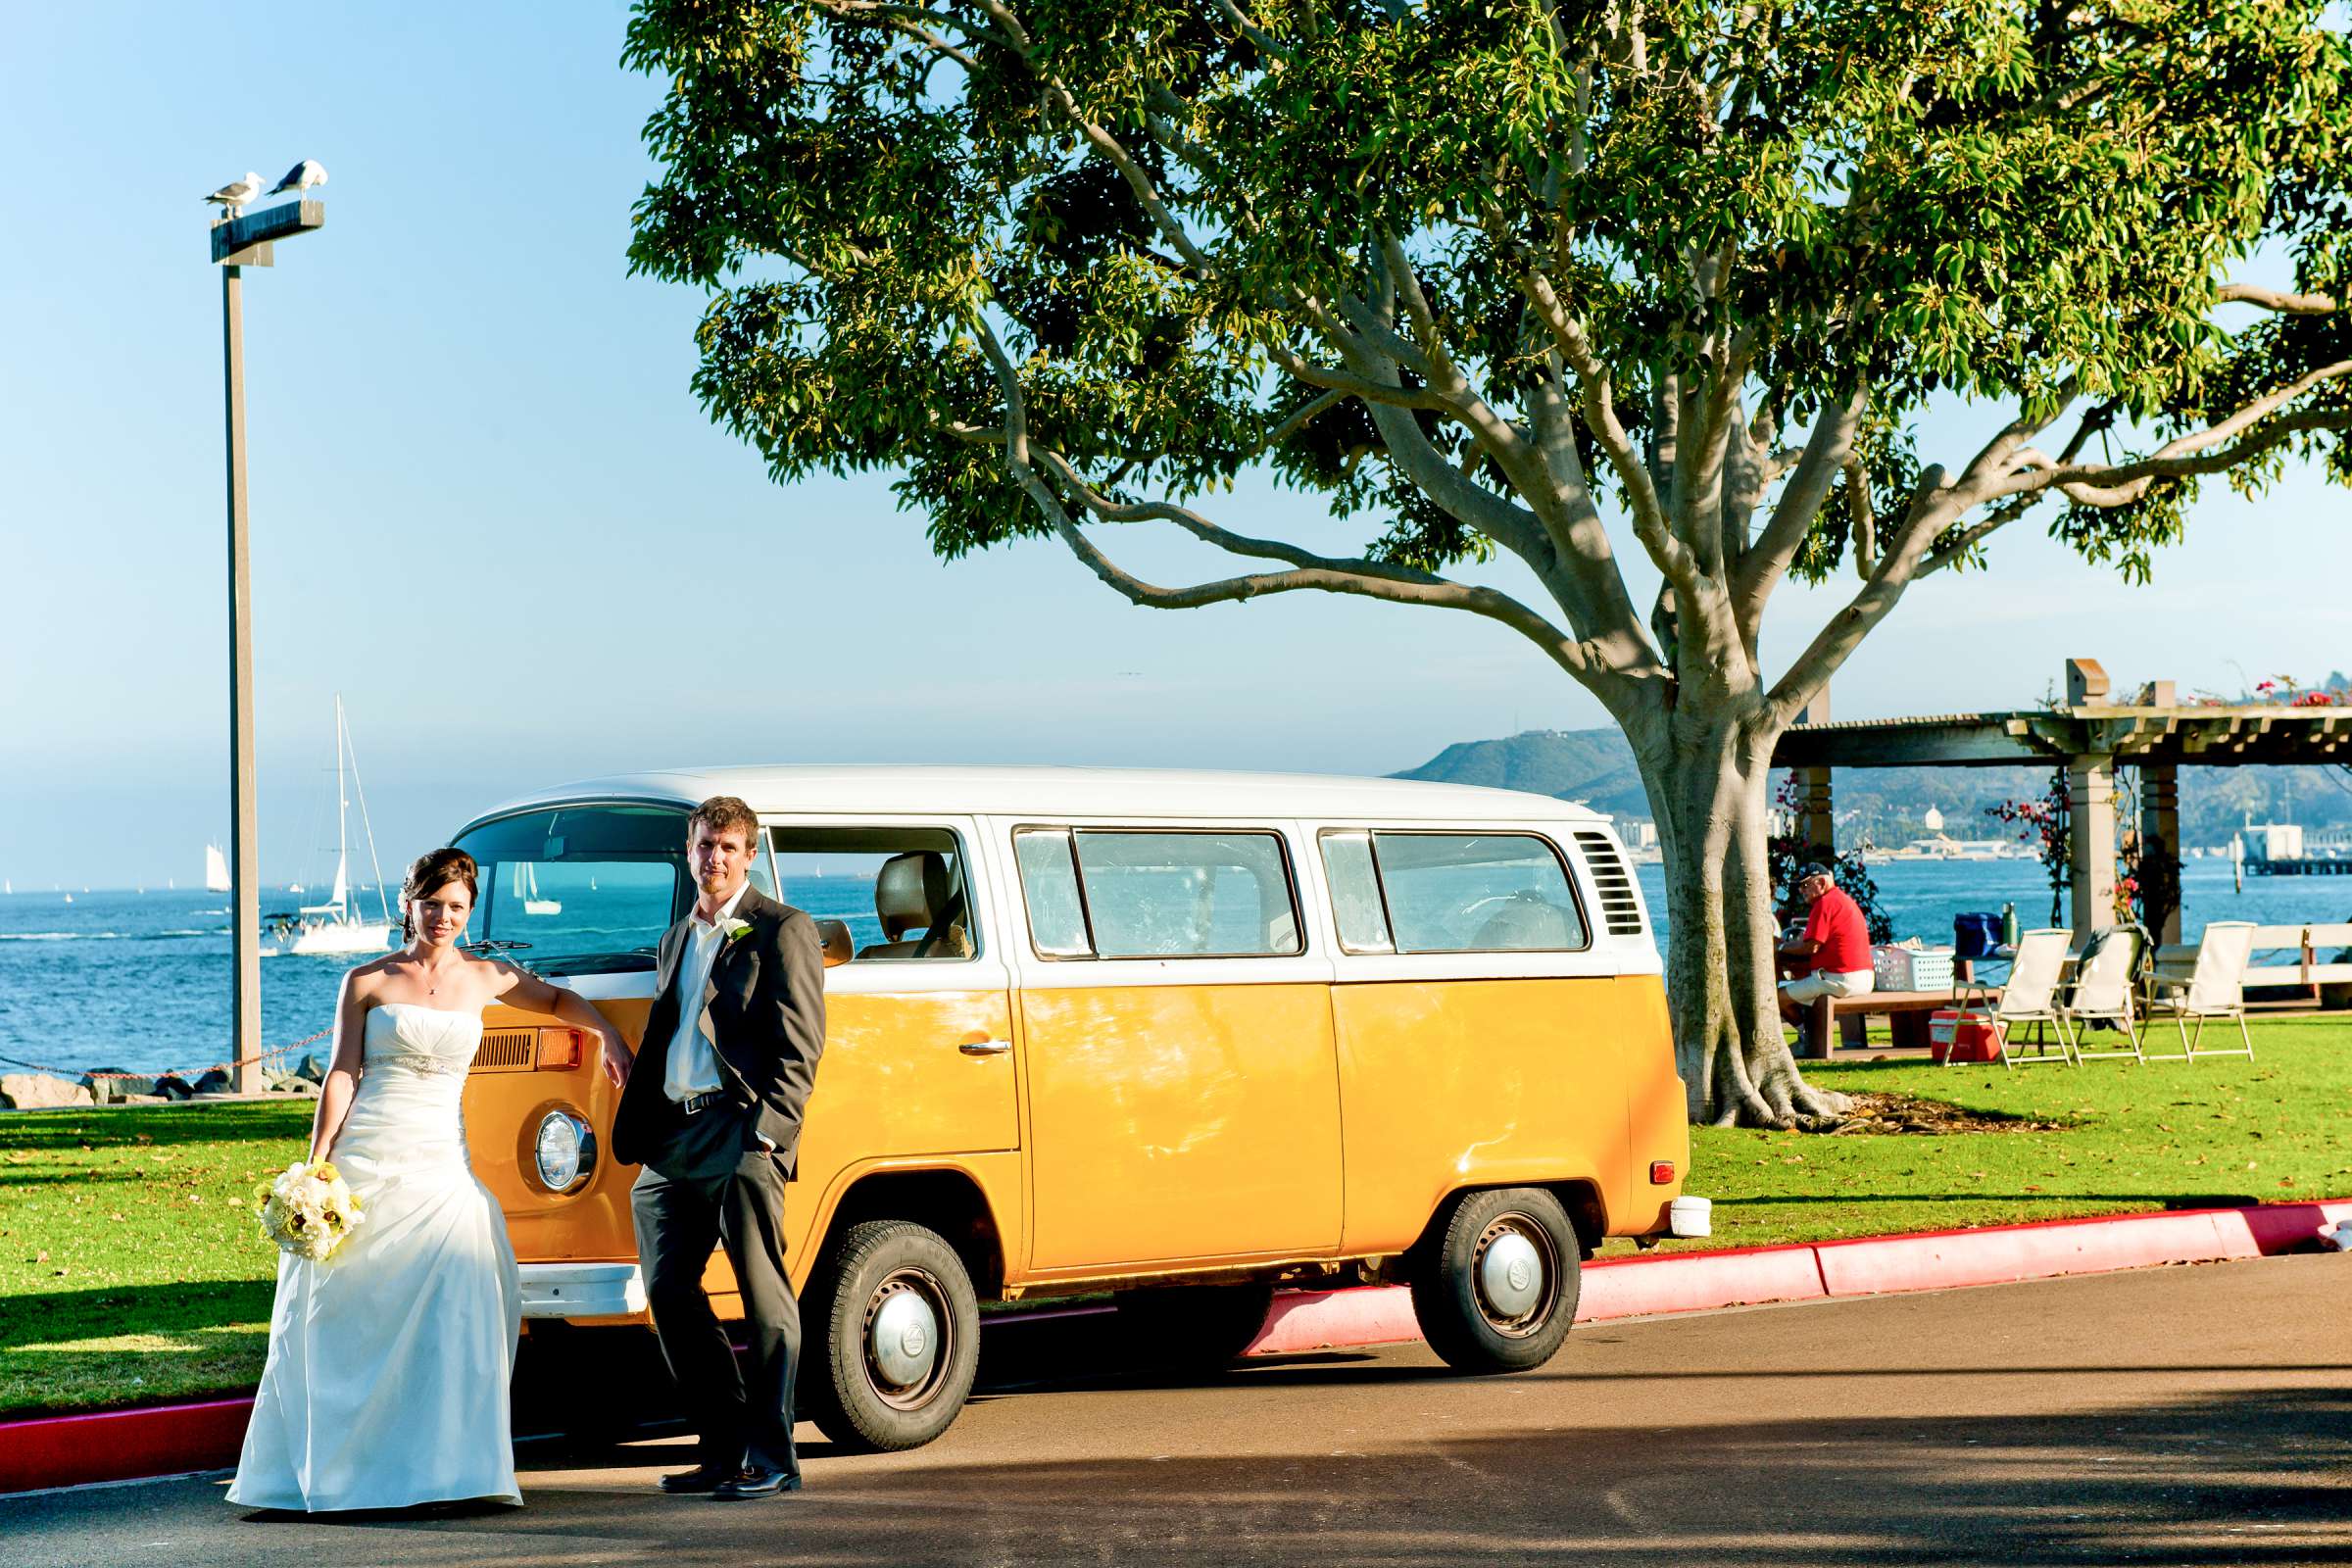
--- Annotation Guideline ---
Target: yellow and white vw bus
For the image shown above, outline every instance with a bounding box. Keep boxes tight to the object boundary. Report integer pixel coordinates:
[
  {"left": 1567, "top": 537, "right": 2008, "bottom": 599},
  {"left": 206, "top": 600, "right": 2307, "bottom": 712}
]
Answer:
[{"left": 452, "top": 766, "right": 1688, "bottom": 1450}]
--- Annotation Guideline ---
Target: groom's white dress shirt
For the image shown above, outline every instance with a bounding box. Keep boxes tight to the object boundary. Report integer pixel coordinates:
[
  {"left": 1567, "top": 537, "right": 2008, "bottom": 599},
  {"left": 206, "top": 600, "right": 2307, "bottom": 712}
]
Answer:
[{"left": 663, "top": 880, "right": 752, "bottom": 1104}]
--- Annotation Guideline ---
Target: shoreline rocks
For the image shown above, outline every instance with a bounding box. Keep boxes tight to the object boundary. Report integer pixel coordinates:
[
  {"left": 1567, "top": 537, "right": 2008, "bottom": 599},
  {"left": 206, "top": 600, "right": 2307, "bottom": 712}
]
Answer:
[{"left": 1, "top": 1073, "right": 95, "bottom": 1110}]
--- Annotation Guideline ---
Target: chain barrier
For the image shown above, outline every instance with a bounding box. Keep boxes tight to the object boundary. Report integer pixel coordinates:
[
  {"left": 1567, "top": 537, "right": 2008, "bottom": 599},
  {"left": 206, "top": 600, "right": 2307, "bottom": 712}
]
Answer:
[{"left": 0, "top": 1026, "right": 334, "bottom": 1087}]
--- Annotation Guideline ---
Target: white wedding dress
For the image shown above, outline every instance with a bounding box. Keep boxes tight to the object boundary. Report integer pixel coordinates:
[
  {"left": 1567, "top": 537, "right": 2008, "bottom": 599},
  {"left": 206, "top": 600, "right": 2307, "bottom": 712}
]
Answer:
[{"left": 228, "top": 1004, "right": 522, "bottom": 1511}]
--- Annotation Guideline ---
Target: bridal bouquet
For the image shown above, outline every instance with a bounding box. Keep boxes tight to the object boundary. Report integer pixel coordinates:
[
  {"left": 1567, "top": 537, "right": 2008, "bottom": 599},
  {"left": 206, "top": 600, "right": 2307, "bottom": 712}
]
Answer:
[{"left": 253, "top": 1159, "right": 365, "bottom": 1262}]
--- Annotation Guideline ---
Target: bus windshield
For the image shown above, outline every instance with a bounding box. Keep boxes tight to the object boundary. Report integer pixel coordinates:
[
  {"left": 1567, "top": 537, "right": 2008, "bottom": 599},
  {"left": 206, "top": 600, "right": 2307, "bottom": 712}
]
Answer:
[{"left": 451, "top": 805, "right": 689, "bottom": 975}]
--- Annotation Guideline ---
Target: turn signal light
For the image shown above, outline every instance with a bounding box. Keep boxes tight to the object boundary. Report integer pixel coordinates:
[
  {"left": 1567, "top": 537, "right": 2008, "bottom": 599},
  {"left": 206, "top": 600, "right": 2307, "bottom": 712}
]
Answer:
[
  {"left": 536, "top": 1029, "right": 583, "bottom": 1070},
  {"left": 1649, "top": 1160, "right": 1677, "bottom": 1185}
]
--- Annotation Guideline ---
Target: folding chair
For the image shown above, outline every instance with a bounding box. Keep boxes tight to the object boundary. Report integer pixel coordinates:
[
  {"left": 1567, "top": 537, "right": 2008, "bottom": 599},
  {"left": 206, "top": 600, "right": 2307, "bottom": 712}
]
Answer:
[
  {"left": 1994, "top": 928, "right": 2078, "bottom": 1068},
  {"left": 2143, "top": 920, "right": 2257, "bottom": 1063},
  {"left": 1942, "top": 927, "right": 2070, "bottom": 1068},
  {"left": 2059, "top": 925, "right": 2142, "bottom": 1063}
]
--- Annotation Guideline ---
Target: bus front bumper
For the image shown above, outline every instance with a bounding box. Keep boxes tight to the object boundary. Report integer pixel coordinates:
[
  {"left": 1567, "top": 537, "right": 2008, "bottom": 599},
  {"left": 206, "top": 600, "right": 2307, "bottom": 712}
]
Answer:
[{"left": 519, "top": 1261, "right": 647, "bottom": 1318}]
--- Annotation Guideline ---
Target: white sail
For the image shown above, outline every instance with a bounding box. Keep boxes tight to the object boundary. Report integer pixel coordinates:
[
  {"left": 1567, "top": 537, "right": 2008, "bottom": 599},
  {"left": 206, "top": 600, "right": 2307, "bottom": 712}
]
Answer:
[
  {"left": 520, "top": 860, "right": 562, "bottom": 916},
  {"left": 206, "top": 843, "right": 232, "bottom": 893}
]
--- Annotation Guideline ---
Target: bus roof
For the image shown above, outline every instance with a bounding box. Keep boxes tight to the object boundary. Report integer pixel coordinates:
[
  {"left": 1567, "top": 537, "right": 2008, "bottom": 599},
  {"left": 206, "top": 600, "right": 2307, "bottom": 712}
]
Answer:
[{"left": 458, "top": 764, "right": 1611, "bottom": 831}]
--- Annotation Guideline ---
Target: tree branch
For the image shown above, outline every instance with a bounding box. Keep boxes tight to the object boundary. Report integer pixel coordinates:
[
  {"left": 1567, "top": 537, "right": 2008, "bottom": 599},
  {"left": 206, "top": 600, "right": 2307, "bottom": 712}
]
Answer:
[
  {"left": 1727, "top": 389, "right": 1866, "bottom": 639},
  {"left": 1516, "top": 265, "right": 1703, "bottom": 611},
  {"left": 2216, "top": 282, "right": 2340, "bottom": 315},
  {"left": 1844, "top": 458, "right": 1878, "bottom": 578},
  {"left": 1764, "top": 465, "right": 1956, "bottom": 724},
  {"left": 1986, "top": 360, "right": 2352, "bottom": 506}
]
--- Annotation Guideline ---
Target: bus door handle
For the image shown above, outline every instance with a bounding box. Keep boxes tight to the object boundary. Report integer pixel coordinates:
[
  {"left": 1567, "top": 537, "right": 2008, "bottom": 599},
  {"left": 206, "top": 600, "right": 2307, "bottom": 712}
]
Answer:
[{"left": 957, "top": 1038, "right": 1013, "bottom": 1055}]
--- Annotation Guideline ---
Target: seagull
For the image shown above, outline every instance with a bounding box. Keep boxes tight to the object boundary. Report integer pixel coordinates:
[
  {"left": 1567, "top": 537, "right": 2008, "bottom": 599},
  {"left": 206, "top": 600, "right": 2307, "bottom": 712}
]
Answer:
[
  {"left": 269, "top": 159, "right": 328, "bottom": 197},
  {"left": 203, "top": 172, "right": 266, "bottom": 217}
]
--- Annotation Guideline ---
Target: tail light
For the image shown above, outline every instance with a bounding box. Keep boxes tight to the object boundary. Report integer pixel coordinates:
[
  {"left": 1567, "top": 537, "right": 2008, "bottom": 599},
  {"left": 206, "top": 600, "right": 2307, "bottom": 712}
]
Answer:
[
  {"left": 1649, "top": 1160, "right": 1677, "bottom": 1185},
  {"left": 535, "top": 1029, "right": 583, "bottom": 1070}
]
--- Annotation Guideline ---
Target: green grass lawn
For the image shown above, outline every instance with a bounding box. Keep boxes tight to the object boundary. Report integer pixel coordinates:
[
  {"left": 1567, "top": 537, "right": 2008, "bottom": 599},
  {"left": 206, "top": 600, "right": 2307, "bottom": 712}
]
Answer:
[
  {"left": 0, "top": 1101, "right": 310, "bottom": 1418},
  {"left": 1648, "top": 1016, "right": 2352, "bottom": 1252},
  {"left": 3, "top": 1022, "right": 2346, "bottom": 1418}
]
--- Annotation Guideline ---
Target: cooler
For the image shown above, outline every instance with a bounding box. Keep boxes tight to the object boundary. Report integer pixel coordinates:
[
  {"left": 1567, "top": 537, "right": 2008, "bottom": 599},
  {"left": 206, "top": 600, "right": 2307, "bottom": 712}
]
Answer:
[{"left": 1929, "top": 1007, "right": 2004, "bottom": 1064}]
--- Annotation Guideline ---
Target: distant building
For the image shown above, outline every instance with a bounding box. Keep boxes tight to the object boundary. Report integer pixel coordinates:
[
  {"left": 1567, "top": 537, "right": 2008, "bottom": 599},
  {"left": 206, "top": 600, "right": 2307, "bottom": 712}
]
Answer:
[{"left": 1922, "top": 805, "right": 1944, "bottom": 832}]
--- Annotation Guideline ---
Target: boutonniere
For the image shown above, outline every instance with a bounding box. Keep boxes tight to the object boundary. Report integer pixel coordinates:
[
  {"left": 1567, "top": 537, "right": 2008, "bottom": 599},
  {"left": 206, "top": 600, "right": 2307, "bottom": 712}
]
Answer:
[{"left": 722, "top": 918, "right": 756, "bottom": 949}]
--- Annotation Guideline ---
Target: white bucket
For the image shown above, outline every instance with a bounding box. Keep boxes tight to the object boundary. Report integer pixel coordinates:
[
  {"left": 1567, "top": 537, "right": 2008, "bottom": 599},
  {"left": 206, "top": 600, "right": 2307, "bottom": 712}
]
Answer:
[{"left": 1668, "top": 1196, "right": 1713, "bottom": 1239}]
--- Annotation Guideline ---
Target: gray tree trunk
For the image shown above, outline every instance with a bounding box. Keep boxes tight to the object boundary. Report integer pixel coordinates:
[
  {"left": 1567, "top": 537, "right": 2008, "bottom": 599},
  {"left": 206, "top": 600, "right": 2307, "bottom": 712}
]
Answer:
[{"left": 1629, "top": 696, "right": 1848, "bottom": 1128}]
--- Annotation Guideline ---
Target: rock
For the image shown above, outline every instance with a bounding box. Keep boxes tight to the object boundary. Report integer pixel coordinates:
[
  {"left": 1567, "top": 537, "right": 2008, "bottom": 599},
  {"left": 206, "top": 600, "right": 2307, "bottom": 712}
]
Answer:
[
  {"left": 80, "top": 1071, "right": 159, "bottom": 1103},
  {"left": 268, "top": 1072, "right": 320, "bottom": 1098},
  {"left": 153, "top": 1073, "right": 193, "bottom": 1102},
  {"left": 292, "top": 1053, "right": 327, "bottom": 1085},
  {"left": 0, "top": 1073, "right": 95, "bottom": 1110},
  {"left": 191, "top": 1066, "right": 234, "bottom": 1096}
]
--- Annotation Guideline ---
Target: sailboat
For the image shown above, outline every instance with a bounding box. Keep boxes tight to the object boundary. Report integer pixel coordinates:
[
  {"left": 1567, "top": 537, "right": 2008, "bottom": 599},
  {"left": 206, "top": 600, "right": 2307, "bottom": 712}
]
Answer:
[
  {"left": 205, "top": 843, "right": 232, "bottom": 893},
  {"left": 260, "top": 696, "right": 395, "bottom": 957},
  {"left": 519, "top": 861, "right": 562, "bottom": 917}
]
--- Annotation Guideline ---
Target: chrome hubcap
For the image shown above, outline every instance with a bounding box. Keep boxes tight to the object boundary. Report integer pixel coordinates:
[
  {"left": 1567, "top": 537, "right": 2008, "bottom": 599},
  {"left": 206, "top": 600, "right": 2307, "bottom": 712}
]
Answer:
[
  {"left": 1473, "top": 1216, "right": 1558, "bottom": 1336},
  {"left": 864, "top": 1271, "right": 949, "bottom": 1406}
]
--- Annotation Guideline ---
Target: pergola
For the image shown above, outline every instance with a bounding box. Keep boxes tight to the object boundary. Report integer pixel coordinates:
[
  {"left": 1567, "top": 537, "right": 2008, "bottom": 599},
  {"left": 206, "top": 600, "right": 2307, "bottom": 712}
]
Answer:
[{"left": 1771, "top": 659, "right": 2352, "bottom": 943}]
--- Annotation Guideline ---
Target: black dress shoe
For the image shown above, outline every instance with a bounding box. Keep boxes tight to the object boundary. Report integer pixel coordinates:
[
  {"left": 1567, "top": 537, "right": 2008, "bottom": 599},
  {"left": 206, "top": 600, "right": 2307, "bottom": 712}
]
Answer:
[
  {"left": 659, "top": 1463, "right": 740, "bottom": 1494},
  {"left": 711, "top": 1464, "right": 801, "bottom": 1500}
]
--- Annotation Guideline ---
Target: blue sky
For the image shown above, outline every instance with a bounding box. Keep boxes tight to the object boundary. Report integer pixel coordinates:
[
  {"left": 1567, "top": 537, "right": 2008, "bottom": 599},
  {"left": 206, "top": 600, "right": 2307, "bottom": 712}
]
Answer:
[{"left": 4, "top": 1, "right": 2347, "bottom": 890}]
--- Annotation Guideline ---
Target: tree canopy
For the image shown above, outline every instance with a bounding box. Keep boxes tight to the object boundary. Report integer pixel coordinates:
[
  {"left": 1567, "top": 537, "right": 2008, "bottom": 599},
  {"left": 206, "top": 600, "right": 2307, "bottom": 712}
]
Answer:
[{"left": 626, "top": 0, "right": 2347, "bottom": 731}]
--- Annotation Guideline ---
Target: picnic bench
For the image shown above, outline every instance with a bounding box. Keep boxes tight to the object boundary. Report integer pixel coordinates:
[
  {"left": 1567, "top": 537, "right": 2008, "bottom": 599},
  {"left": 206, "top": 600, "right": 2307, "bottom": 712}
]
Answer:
[{"left": 1797, "top": 990, "right": 1949, "bottom": 1057}]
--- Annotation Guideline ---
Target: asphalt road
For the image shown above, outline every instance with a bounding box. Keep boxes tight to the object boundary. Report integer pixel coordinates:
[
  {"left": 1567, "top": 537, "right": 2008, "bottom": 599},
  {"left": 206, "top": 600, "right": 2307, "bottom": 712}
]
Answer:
[{"left": 7, "top": 1255, "right": 2349, "bottom": 1567}]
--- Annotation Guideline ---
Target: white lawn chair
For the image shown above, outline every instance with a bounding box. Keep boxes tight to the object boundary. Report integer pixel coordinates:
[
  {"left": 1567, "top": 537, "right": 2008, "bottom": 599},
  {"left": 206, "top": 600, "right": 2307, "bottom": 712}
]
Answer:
[
  {"left": 1943, "top": 927, "right": 2073, "bottom": 1068},
  {"left": 2060, "top": 926, "right": 2142, "bottom": 1063},
  {"left": 2143, "top": 920, "right": 2256, "bottom": 1063},
  {"left": 1995, "top": 927, "right": 2078, "bottom": 1068}
]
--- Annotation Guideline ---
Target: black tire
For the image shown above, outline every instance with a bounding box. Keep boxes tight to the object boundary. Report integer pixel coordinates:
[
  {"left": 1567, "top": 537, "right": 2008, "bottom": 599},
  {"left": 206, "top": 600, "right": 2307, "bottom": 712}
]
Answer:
[
  {"left": 1408, "top": 1188, "right": 1580, "bottom": 1373},
  {"left": 800, "top": 1219, "right": 981, "bottom": 1452},
  {"left": 1112, "top": 1282, "right": 1277, "bottom": 1371}
]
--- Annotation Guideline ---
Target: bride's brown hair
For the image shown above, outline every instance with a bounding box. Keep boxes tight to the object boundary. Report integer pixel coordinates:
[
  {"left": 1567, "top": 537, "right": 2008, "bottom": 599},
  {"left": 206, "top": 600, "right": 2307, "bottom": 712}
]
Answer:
[{"left": 400, "top": 848, "right": 480, "bottom": 941}]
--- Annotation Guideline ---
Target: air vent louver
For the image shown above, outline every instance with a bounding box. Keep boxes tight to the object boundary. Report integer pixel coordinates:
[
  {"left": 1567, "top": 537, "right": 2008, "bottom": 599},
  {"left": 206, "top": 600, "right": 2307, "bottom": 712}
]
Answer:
[
  {"left": 472, "top": 1030, "right": 536, "bottom": 1072},
  {"left": 1572, "top": 830, "right": 1645, "bottom": 937}
]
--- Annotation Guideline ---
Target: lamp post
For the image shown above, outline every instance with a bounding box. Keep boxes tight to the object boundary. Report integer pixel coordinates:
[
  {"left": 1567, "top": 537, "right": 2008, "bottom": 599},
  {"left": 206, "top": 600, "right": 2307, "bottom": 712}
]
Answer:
[{"left": 212, "top": 198, "right": 325, "bottom": 1094}]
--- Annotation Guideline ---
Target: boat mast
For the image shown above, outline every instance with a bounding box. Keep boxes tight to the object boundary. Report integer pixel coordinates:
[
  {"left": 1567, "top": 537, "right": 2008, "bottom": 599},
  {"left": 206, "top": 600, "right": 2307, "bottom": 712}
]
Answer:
[
  {"left": 341, "top": 698, "right": 395, "bottom": 926},
  {"left": 332, "top": 695, "right": 351, "bottom": 921}
]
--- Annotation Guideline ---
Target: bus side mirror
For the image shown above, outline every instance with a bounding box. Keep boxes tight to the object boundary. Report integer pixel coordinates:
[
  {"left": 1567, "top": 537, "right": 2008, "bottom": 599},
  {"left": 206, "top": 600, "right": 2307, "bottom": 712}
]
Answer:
[{"left": 812, "top": 918, "right": 855, "bottom": 968}]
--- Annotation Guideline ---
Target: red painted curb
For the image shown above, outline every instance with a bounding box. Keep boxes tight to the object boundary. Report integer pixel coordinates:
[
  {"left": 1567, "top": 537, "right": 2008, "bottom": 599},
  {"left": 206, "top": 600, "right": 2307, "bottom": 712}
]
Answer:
[
  {"left": 1244, "top": 1198, "right": 2352, "bottom": 1359},
  {"left": 9, "top": 1199, "right": 2346, "bottom": 1495},
  {"left": 0, "top": 1397, "right": 253, "bottom": 1494}
]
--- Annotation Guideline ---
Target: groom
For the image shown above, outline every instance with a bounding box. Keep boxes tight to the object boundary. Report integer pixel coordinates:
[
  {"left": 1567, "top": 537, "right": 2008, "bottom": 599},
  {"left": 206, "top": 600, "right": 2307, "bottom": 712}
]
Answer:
[{"left": 612, "top": 795, "right": 828, "bottom": 1500}]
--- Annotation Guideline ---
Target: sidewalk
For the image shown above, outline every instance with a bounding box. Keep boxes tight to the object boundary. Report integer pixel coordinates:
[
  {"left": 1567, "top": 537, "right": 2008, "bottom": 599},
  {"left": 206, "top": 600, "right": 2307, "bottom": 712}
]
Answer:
[{"left": 7, "top": 1198, "right": 2347, "bottom": 1495}]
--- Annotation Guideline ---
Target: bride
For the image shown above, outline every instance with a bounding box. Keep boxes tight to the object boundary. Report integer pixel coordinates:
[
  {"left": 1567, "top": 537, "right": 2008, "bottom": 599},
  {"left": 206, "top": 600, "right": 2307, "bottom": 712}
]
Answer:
[{"left": 229, "top": 847, "right": 630, "bottom": 1512}]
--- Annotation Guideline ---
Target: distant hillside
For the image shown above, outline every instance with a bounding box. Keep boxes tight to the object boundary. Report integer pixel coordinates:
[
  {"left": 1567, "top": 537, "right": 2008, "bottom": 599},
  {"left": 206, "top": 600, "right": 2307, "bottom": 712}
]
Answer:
[
  {"left": 1390, "top": 729, "right": 1653, "bottom": 821},
  {"left": 1393, "top": 726, "right": 2352, "bottom": 849}
]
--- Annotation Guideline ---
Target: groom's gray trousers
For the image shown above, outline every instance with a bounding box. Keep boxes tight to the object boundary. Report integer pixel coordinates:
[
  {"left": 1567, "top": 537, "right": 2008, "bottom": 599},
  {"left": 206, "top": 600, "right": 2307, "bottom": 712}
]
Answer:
[{"left": 631, "top": 1104, "right": 800, "bottom": 1478}]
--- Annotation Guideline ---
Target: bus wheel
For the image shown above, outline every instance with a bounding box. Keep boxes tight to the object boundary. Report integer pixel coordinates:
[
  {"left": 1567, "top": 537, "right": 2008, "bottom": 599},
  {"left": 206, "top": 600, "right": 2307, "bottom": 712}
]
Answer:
[
  {"left": 802, "top": 1219, "right": 980, "bottom": 1452},
  {"left": 1408, "top": 1188, "right": 1580, "bottom": 1373},
  {"left": 1113, "top": 1282, "right": 1276, "bottom": 1371}
]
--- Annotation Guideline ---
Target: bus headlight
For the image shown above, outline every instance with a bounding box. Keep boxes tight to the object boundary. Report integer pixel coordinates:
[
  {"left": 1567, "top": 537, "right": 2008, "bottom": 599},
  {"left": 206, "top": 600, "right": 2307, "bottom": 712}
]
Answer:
[{"left": 532, "top": 1108, "right": 596, "bottom": 1195}]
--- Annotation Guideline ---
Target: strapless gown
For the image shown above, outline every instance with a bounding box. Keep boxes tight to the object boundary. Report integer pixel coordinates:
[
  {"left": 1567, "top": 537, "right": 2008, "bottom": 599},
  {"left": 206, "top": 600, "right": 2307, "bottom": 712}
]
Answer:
[{"left": 228, "top": 1003, "right": 522, "bottom": 1511}]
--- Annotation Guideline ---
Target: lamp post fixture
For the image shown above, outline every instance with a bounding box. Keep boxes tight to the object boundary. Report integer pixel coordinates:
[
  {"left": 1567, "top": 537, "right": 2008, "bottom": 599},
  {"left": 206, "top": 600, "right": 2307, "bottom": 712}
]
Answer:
[{"left": 212, "top": 197, "right": 325, "bottom": 1095}]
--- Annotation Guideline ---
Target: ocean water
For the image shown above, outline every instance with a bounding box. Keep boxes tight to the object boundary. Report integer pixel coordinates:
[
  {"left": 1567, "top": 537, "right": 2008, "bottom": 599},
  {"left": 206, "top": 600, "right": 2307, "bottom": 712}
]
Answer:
[{"left": 0, "top": 859, "right": 2335, "bottom": 1079}]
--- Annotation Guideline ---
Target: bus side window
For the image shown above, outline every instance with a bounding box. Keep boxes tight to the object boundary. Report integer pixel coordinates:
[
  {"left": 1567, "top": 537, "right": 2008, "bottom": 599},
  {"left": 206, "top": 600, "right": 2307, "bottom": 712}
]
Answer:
[
  {"left": 1014, "top": 829, "right": 1094, "bottom": 957},
  {"left": 1071, "top": 831, "right": 1301, "bottom": 958},
  {"left": 1319, "top": 831, "right": 1395, "bottom": 954}
]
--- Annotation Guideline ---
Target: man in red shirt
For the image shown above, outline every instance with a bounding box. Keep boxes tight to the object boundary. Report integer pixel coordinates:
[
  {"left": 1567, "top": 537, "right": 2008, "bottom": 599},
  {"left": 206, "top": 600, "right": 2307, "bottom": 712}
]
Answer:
[{"left": 1777, "top": 863, "right": 1876, "bottom": 1038}]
